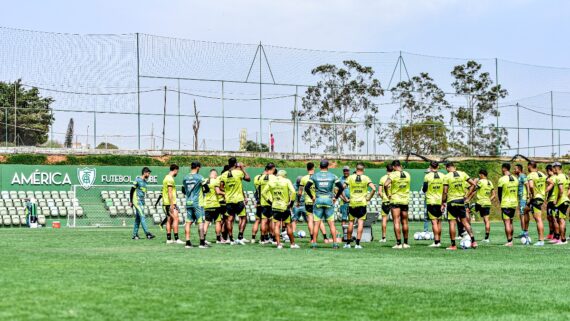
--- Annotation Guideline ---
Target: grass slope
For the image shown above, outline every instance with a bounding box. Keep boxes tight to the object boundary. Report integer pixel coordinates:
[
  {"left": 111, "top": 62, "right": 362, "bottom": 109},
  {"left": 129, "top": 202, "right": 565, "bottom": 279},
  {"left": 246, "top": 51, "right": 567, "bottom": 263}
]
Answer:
[{"left": 1, "top": 222, "right": 569, "bottom": 321}]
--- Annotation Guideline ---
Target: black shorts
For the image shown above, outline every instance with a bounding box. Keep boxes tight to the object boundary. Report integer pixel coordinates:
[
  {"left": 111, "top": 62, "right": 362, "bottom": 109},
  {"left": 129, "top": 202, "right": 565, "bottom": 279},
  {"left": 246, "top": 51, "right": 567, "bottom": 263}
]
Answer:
[
  {"left": 530, "top": 198, "right": 544, "bottom": 212},
  {"left": 502, "top": 208, "right": 516, "bottom": 219},
  {"left": 255, "top": 205, "right": 263, "bottom": 219},
  {"left": 427, "top": 205, "right": 443, "bottom": 219},
  {"left": 272, "top": 209, "right": 291, "bottom": 221},
  {"left": 348, "top": 206, "right": 367, "bottom": 219},
  {"left": 261, "top": 206, "right": 273, "bottom": 218},
  {"left": 163, "top": 205, "right": 179, "bottom": 216},
  {"left": 475, "top": 204, "right": 491, "bottom": 217},
  {"left": 391, "top": 204, "right": 409, "bottom": 211},
  {"left": 381, "top": 202, "right": 392, "bottom": 215},
  {"left": 219, "top": 203, "right": 227, "bottom": 216},
  {"left": 204, "top": 208, "right": 220, "bottom": 222},
  {"left": 557, "top": 201, "right": 570, "bottom": 216},
  {"left": 547, "top": 202, "right": 557, "bottom": 216},
  {"left": 447, "top": 200, "right": 466, "bottom": 219},
  {"left": 305, "top": 204, "right": 313, "bottom": 214},
  {"left": 226, "top": 202, "right": 245, "bottom": 216}
]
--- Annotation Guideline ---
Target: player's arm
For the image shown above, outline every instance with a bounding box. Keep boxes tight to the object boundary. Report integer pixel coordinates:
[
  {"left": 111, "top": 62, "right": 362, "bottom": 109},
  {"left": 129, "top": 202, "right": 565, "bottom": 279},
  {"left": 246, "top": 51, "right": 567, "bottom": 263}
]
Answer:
[
  {"left": 288, "top": 182, "right": 296, "bottom": 209},
  {"left": 465, "top": 180, "right": 478, "bottom": 203},
  {"left": 168, "top": 185, "right": 175, "bottom": 210},
  {"left": 367, "top": 181, "right": 376, "bottom": 201},
  {"left": 383, "top": 178, "right": 392, "bottom": 199},
  {"left": 239, "top": 163, "right": 251, "bottom": 182},
  {"left": 497, "top": 187, "right": 503, "bottom": 204},
  {"left": 334, "top": 180, "right": 346, "bottom": 203},
  {"left": 422, "top": 182, "right": 428, "bottom": 194},
  {"left": 524, "top": 179, "right": 535, "bottom": 199},
  {"left": 490, "top": 188, "right": 497, "bottom": 202},
  {"left": 215, "top": 186, "right": 224, "bottom": 196},
  {"left": 304, "top": 180, "right": 315, "bottom": 202},
  {"left": 441, "top": 184, "right": 449, "bottom": 211},
  {"left": 129, "top": 186, "right": 136, "bottom": 207},
  {"left": 524, "top": 180, "right": 530, "bottom": 201},
  {"left": 557, "top": 182, "right": 564, "bottom": 204},
  {"left": 465, "top": 178, "right": 476, "bottom": 199}
]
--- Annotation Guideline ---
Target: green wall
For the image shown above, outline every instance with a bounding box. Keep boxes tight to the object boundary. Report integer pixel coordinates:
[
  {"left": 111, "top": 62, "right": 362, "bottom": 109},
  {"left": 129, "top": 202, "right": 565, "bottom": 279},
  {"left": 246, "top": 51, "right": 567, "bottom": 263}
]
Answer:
[{"left": 1, "top": 165, "right": 428, "bottom": 191}]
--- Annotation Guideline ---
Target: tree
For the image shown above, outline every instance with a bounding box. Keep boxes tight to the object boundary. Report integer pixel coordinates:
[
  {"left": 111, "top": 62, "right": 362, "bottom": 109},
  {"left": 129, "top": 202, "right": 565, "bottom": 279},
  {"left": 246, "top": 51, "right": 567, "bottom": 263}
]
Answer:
[
  {"left": 244, "top": 140, "right": 269, "bottom": 152},
  {"left": 382, "top": 72, "right": 451, "bottom": 154},
  {"left": 449, "top": 61, "right": 508, "bottom": 156},
  {"left": 96, "top": 142, "right": 119, "bottom": 149},
  {"left": 64, "top": 118, "right": 74, "bottom": 148},
  {"left": 390, "top": 120, "right": 449, "bottom": 155},
  {"left": 0, "top": 80, "right": 54, "bottom": 146},
  {"left": 192, "top": 100, "right": 200, "bottom": 151},
  {"left": 294, "top": 60, "right": 383, "bottom": 153}
]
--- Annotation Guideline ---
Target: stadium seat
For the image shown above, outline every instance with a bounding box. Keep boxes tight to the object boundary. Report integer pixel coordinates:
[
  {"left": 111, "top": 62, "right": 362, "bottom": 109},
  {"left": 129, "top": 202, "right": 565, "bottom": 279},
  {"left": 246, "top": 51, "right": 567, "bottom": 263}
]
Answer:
[
  {"left": 38, "top": 215, "right": 46, "bottom": 225},
  {"left": 109, "top": 207, "right": 118, "bottom": 217},
  {"left": 11, "top": 215, "right": 20, "bottom": 226},
  {"left": 2, "top": 215, "right": 11, "bottom": 226},
  {"left": 19, "top": 215, "right": 26, "bottom": 225},
  {"left": 152, "top": 214, "right": 161, "bottom": 224}
]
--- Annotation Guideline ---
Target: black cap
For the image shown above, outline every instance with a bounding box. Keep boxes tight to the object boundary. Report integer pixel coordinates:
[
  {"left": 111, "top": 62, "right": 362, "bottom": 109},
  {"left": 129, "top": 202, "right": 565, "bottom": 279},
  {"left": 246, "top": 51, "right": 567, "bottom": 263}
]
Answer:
[
  {"left": 320, "top": 159, "right": 329, "bottom": 168},
  {"left": 142, "top": 167, "right": 152, "bottom": 174}
]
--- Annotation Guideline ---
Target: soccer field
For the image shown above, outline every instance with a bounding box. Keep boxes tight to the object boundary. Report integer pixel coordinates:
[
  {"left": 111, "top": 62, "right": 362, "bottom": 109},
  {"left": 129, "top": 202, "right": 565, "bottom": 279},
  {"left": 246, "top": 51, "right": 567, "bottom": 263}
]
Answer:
[{"left": 1, "top": 222, "right": 569, "bottom": 321}]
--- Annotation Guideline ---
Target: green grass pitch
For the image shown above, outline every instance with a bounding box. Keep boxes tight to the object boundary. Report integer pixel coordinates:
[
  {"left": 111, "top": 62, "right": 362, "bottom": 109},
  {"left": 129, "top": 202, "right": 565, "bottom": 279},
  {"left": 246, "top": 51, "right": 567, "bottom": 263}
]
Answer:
[{"left": 1, "top": 222, "right": 569, "bottom": 321}]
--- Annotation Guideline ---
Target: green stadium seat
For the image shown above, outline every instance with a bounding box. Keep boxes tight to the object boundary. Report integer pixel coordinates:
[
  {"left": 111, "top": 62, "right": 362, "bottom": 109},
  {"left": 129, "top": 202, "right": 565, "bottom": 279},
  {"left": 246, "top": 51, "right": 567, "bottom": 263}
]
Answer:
[{"left": 38, "top": 215, "right": 46, "bottom": 225}]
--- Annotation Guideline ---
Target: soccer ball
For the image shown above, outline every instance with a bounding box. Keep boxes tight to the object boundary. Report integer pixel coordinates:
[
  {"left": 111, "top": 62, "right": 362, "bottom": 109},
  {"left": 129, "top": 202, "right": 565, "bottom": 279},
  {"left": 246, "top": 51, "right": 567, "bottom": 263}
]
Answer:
[
  {"left": 414, "top": 232, "right": 423, "bottom": 240},
  {"left": 460, "top": 238, "right": 472, "bottom": 249},
  {"left": 521, "top": 236, "right": 532, "bottom": 245},
  {"left": 297, "top": 230, "right": 306, "bottom": 238},
  {"left": 423, "top": 232, "right": 433, "bottom": 240}
]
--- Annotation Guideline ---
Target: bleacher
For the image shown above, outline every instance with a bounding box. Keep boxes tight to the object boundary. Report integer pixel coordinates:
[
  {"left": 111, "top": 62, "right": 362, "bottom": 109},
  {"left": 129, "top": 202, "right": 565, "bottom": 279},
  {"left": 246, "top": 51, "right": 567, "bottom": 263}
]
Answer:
[
  {"left": 100, "top": 189, "right": 428, "bottom": 223},
  {"left": 0, "top": 190, "right": 83, "bottom": 227}
]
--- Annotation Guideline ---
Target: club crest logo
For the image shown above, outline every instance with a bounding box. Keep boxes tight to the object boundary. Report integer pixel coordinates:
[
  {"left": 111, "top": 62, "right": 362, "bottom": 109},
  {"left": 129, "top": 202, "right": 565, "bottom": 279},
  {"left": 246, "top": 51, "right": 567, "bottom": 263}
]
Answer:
[{"left": 77, "top": 167, "right": 96, "bottom": 190}]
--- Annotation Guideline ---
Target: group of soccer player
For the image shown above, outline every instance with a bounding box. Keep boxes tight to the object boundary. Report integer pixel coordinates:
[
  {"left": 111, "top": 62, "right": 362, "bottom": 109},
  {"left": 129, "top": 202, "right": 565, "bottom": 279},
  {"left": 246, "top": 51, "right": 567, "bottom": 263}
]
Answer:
[{"left": 128, "top": 156, "right": 570, "bottom": 250}]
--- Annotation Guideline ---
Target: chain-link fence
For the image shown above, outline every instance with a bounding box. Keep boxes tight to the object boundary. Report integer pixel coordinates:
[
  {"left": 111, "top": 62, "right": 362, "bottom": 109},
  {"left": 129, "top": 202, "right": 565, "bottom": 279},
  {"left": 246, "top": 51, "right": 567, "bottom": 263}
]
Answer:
[{"left": 1, "top": 27, "right": 570, "bottom": 156}]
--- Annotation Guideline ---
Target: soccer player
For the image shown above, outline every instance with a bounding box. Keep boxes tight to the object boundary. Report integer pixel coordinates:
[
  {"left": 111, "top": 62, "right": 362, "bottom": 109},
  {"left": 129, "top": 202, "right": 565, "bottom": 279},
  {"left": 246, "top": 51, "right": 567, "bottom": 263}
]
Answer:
[
  {"left": 263, "top": 170, "right": 299, "bottom": 249},
  {"left": 514, "top": 164, "right": 529, "bottom": 238},
  {"left": 219, "top": 157, "right": 251, "bottom": 245},
  {"left": 255, "top": 163, "right": 276, "bottom": 244},
  {"left": 377, "top": 164, "right": 393, "bottom": 243},
  {"left": 343, "top": 163, "right": 376, "bottom": 249},
  {"left": 423, "top": 161, "right": 444, "bottom": 247},
  {"left": 525, "top": 161, "right": 548, "bottom": 246},
  {"left": 219, "top": 165, "right": 230, "bottom": 243},
  {"left": 384, "top": 160, "right": 411, "bottom": 249},
  {"left": 545, "top": 164, "right": 560, "bottom": 241},
  {"left": 553, "top": 162, "right": 569, "bottom": 245},
  {"left": 291, "top": 176, "right": 308, "bottom": 233},
  {"left": 304, "top": 159, "right": 346, "bottom": 249},
  {"left": 339, "top": 166, "right": 351, "bottom": 236},
  {"left": 129, "top": 167, "right": 156, "bottom": 240},
  {"left": 441, "top": 162, "right": 477, "bottom": 250},
  {"left": 202, "top": 168, "right": 225, "bottom": 244},
  {"left": 251, "top": 167, "right": 267, "bottom": 243},
  {"left": 467, "top": 169, "right": 495, "bottom": 243},
  {"left": 298, "top": 162, "right": 328, "bottom": 243},
  {"left": 182, "top": 162, "right": 207, "bottom": 249},
  {"left": 163, "top": 164, "right": 183, "bottom": 244},
  {"left": 497, "top": 163, "right": 519, "bottom": 246}
]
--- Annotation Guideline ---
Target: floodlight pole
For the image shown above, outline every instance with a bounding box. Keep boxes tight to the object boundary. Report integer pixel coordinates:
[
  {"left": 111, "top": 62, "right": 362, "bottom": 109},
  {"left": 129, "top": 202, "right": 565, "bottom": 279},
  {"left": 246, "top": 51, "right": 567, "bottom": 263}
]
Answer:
[{"left": 136, "top": 33, "right": 141, "bottom": 149}]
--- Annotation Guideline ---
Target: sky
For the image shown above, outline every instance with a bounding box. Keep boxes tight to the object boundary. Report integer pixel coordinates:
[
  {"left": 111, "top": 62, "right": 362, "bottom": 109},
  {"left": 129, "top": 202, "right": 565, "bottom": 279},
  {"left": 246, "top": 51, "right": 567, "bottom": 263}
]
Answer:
[
  {"left": 1, "top": 0, "right": 570, "bottom": 155},
  {"left": 3, "top": 0, "right": 569, "bottom": 65}
]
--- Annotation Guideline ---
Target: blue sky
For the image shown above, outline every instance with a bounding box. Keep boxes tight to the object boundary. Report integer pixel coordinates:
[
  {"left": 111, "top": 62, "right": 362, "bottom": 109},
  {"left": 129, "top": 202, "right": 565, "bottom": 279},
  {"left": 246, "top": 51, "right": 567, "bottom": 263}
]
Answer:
[
  {"left": 3, "top": 0, "right": 569, "bottom": 65},
  {"left": 1, "top": 0, "right": 569, "bottom": 155}
]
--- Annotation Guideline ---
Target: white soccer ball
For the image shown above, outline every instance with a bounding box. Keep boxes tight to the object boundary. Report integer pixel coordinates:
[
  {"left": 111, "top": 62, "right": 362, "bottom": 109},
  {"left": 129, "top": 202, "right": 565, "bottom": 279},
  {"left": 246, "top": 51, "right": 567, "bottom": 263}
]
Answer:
[
  {"left": 297, "top": 230, "right": 306, "bottom": 238},
  {"left": 414, "top": 232, "right": 422, "bottom": 240},
  {"left": 460, "top": 238, "right": 472, "bottom": 249},
  {"left": 423, "top": 232, "right": 432, "bottom": 240},
  {"left": 521, "top": 236, "right": 532, "bottom": 245}
]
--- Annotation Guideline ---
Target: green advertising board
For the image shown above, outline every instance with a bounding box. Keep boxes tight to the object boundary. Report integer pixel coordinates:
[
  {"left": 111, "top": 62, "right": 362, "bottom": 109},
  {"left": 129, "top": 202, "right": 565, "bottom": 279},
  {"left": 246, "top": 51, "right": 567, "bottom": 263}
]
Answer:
[{"left": 1, "top": 165, "right": 427, "bottom": 191}]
